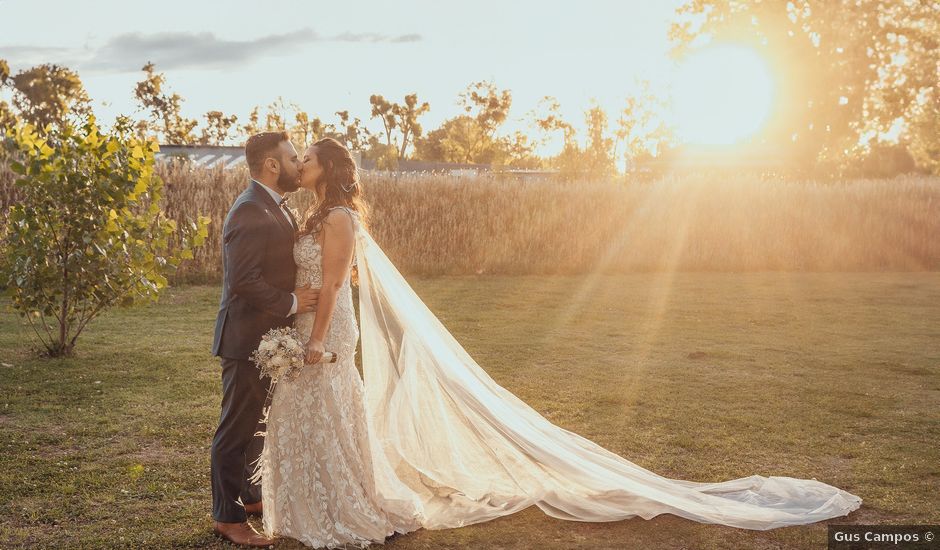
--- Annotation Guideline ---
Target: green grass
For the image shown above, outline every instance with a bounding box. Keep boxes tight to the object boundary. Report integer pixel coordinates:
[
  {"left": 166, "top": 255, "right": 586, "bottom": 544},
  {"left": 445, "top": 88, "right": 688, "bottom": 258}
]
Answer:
[{"left": 1, "top": 273, "right": 938, "bottom": 549}]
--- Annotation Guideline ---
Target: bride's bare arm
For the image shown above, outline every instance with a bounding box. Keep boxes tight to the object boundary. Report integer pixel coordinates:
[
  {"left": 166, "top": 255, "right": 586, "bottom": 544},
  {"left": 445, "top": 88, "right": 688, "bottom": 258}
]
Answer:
[{"left": 304, "top": 210, "right": 356, "bottom": 363}]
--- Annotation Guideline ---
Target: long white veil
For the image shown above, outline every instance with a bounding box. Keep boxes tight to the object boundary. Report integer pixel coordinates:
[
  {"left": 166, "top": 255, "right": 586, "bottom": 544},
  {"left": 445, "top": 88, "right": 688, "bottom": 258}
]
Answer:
[{"left": 352, "top": 223, "right": 862, "bottom": 531}]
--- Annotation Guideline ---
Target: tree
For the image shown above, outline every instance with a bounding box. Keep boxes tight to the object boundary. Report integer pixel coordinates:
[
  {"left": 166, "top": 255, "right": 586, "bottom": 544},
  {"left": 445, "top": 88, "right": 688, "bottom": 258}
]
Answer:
[
  {"left": 584, "top": 101, "right": 615, "bottom": 178},
  {"left": 415, "top": 116, "right": 479, "bottom": 163},
  {"left": 200, "top": 110, "right": 238, "bottom": 145},
  {"left": 239, "top": 106, "right": 261, "bottom": 138},
  {"left": 531, "top": 96, "right": 576, "bottom": 147},
  {"left": 291, "top": 110, "right": 335, "bottom": 148},
  {"left": 458, "top": 80, "right": 513, "bottom": 162},
  {"left": 394, "top": 93, "right": 430, "bottom": 159},
  {"left": 111, "top": 114, "right": 150, "bottom": 141},
  {"left": 615, "top": 82, "right": 676, "bottom": 172},
  {"left": 905, "top": 94, "right": 940, "bottom": 174},
  {"left": 334, "top": 110, "right": 370, "bottom": 151},
  {"left": 369, "top": 94, "right": 398, "bottom": 149},
  {"left": 0, "top": 59, "right": 14, "bottom": 128},
  {"left": 414, "top": 83, "right": 513, "bottom": 165},
  {"left": 134, "top": 62, "right": 197, "bottom": 144},
  {"left": 1, "top": 118, "right": 210, "bottom": 356},
  {"left": 531, "top": 96, "right": 583, "bottom": 178},
  {"left": 495, "top": 132, "right": 541, "bottom": 169},
  {"left": 362, "top": 134, "right": 399, "bottom": 170},
  {"left": 263, "top": 97, "right": 292, "bottom": 132},
  {"left": 368, "top": 93, "right": 431, "bottom": 159},
  {"left": 669, "top": 0, "right": 940, "bottom": 175},
  {"left": 3, "top": 62, "right": 91, "bottom": 130}
]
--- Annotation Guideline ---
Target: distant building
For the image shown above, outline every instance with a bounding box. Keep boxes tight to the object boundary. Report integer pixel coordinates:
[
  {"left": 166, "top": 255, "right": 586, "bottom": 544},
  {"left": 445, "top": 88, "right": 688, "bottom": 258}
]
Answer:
[
  {"left": 358, "top": 158, "right": 491, "bottom": 173},
  {"left": 155, "top": 145, "right": 362, "bottom": 169},
  {"left": 156, "top": 145, "right": 246, "bottom": 169},
  {"left": 155, "top": 145, "right": 553, "bottom": 179}
]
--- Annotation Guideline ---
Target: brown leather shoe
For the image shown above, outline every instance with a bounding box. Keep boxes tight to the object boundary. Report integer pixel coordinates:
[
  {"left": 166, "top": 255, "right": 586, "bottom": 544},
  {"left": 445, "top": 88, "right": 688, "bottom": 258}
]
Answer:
[
  {"left": 213, "top": 521, "right": 274, "bottom": 547},
  {"left": 243, "top": 501, "right": 263, "bottom": 518}
]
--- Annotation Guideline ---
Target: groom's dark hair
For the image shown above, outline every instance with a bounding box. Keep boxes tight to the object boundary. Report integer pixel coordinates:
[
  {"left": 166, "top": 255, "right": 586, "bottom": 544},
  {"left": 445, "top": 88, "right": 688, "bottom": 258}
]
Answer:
[{"left": 245, "top": 131, "right": 290, "bottom": 177}]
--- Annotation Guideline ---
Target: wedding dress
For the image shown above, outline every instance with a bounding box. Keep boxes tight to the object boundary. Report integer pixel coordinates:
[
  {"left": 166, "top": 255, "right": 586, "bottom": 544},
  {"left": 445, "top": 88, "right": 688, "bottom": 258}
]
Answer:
[
  {"left": 254, "top": 206, "right": 862, "bottom": 547},
  {"left": 251, "top": 208, "right": 422, "bottom": 548}
]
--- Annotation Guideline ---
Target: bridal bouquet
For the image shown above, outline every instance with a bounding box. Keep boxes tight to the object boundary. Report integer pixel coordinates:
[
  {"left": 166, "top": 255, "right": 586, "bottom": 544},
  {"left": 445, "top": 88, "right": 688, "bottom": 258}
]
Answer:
[{"left": 250, "top": 327, "right": 306, "bottom": 383}]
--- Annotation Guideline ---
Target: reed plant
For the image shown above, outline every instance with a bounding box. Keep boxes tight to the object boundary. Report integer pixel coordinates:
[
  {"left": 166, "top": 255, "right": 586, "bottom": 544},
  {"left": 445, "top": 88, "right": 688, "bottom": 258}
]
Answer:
[{"left": 3, "top": 160, "right": 938, "bottom": 283}]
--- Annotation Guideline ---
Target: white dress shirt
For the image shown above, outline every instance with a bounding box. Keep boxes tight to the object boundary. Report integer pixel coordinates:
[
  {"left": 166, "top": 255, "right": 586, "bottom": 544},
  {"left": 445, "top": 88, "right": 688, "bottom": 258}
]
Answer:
[{"left": 251, "top": 179, "right": 298, "bottom": 317}]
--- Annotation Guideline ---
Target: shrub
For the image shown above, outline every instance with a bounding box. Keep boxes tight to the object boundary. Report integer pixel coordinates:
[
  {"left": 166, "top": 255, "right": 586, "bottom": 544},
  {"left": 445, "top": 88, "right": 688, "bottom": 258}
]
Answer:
[{"left": 1, "top": 119, "right": 209, "bottom": 356}]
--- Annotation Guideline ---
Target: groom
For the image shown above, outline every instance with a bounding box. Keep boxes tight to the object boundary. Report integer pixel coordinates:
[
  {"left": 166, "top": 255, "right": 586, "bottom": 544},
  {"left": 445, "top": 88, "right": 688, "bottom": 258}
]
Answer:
[{"left": 210, "top": 131, "right": 319, "bottom": 546}]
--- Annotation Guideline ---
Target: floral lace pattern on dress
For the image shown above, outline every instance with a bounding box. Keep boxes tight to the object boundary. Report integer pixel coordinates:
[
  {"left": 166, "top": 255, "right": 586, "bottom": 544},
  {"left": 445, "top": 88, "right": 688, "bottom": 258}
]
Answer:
[{"left": 253, "top": 208, "right": 419, "bottom": 548}]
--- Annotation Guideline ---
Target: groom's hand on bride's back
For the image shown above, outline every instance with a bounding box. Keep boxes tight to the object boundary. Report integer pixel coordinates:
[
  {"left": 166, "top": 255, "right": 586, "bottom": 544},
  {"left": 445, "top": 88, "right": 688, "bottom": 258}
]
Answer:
[{"left": 295, "top": 286, "right": 320, "bottom": 313}]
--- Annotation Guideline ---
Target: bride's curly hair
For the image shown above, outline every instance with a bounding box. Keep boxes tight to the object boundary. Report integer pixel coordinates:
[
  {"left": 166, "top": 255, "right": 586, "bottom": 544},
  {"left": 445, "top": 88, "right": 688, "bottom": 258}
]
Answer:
[{"left": 298, "top": 137, "right": 370, "bottom": 283}]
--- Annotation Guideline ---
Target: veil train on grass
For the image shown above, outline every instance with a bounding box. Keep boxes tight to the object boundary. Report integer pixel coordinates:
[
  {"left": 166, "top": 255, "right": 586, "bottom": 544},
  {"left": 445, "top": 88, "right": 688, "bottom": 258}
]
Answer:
[{"left": 352, "top": 222, "right": 863, "bottom": 531}]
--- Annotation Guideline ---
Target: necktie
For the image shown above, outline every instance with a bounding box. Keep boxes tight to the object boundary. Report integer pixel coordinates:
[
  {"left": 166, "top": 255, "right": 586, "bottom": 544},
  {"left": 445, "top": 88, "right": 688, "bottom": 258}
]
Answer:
[{"left": 278, "top": 196, "right": 297, "bottom": 230}]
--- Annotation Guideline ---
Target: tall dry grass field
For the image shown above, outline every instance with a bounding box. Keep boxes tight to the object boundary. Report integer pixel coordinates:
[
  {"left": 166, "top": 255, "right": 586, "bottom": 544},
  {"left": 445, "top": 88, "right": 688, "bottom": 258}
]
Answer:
[{"left": 2, "top": 161, "right": 938, "bottom": 282}]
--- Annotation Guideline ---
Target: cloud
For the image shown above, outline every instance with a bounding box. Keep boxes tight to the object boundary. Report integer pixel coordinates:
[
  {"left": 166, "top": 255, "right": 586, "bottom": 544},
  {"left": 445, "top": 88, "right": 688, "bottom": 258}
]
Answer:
[
  {"left": 1, "top": 28, "right": 422, "bottom": 72},
  {"left": 332, "top": 32, "right": 422, "bottom": 43},
  {"left": 0, "top": 45, "right": 86, "bottom": 67}
]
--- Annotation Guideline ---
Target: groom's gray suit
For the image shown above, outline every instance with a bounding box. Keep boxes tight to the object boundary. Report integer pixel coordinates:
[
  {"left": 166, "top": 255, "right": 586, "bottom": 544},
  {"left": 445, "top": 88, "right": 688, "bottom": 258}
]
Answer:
[{"left": 211, "top": 179, "right": 298, "bottom": 523}]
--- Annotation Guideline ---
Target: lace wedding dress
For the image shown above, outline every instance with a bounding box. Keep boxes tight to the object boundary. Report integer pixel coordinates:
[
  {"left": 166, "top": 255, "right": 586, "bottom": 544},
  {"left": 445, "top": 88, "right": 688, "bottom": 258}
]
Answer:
[
  {"left": 252, "top": 208, "right": 422, "bottom": 548},
  {"left": 254, "top": 206, "right": 862, "bottom": 547}
]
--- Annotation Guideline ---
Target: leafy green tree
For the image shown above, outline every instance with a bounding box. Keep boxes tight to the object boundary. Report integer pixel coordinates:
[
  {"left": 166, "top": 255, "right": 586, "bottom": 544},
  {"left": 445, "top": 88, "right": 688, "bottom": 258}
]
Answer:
[
  {"left": 669, "top": 0, "right": 940, "bottom": 175},
  {"left": 363, "top": 134, "right": 399, "bottom": 170},
  {"left": 133, "top": 62, "right": 197, "bottom": 144},
  {"left": 415, "top": 116, "right": 484, "bottom": 163},
  {"left": 1, "top": 118, "right": 209, "bottom": 356},
  {"left": 413, "top": 122, "right": 448, "bottom": 162},
  {"left": 415, "top": 82, "right": 514, "bottom": 166}
]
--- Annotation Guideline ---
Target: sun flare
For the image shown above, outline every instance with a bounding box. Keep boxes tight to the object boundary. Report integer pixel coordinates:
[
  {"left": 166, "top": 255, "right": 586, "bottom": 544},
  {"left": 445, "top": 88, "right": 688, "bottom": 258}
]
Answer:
[{"left": 671, "top": 45, "right": 776, "bottom": 146}]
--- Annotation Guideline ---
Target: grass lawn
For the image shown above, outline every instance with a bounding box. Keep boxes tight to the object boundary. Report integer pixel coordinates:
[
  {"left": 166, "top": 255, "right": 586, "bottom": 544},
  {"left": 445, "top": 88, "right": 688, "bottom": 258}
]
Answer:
[{"left": 1, "top": 272, "right": 938, "bottom": 549}]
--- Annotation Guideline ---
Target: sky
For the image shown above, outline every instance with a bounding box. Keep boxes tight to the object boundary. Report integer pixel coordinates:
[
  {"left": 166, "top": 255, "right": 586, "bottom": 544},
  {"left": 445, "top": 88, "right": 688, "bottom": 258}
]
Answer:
[{"left": 1, "top": 0, "right": 695, "bottom": 152}]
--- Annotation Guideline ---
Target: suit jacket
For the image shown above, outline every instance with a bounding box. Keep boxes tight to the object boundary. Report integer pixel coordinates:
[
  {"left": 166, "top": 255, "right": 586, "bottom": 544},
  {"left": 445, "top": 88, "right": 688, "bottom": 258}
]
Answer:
[{"left": 212, "top": 181, "right": 298, "bottom": 360}]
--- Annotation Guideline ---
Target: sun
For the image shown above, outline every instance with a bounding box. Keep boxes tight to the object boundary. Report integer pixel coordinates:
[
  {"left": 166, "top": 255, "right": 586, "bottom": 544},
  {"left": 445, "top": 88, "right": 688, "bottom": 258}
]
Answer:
[{"left": 671, "top": 45, "right": 776, "bottom": 146}]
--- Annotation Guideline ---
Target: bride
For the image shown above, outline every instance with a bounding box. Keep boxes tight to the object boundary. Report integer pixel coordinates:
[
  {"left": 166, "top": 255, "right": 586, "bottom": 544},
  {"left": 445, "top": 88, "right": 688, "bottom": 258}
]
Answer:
[{"left": 251, "top": 137, "right": 862, "bottom": 548}]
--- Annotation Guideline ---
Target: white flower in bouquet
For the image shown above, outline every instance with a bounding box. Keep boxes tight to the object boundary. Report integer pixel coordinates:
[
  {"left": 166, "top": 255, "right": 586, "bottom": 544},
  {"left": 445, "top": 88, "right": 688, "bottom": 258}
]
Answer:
[
  {"left": 250, "top": 327, "right": 307, "bottom": 383},
  {"left": 259, "top": 339, "right": 278, "bottom": 353}
]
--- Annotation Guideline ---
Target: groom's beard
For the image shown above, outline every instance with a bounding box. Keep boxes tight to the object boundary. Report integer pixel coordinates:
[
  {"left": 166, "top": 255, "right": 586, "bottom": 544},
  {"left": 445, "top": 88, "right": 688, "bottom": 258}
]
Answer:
[{"left": 278, "top": 169, "right": 300, "bottom": 193}]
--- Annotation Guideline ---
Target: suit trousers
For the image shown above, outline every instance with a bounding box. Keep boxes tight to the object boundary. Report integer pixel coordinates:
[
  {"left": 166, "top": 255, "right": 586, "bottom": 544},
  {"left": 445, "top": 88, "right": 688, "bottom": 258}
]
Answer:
[{"left": 210, "top": 357, "right": 271, "bottom": 523}]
